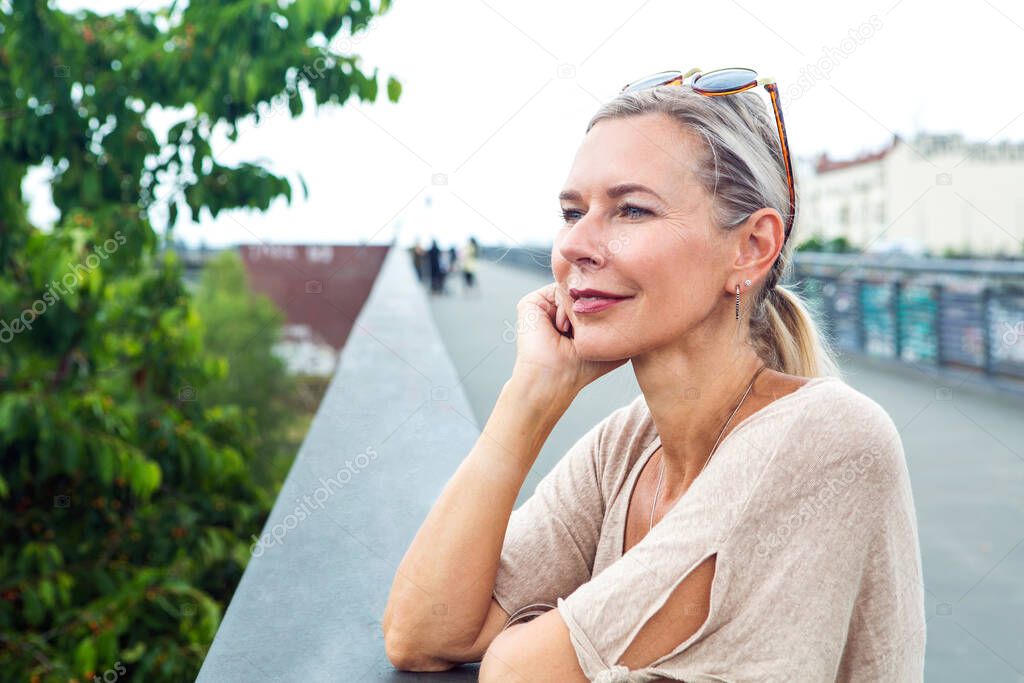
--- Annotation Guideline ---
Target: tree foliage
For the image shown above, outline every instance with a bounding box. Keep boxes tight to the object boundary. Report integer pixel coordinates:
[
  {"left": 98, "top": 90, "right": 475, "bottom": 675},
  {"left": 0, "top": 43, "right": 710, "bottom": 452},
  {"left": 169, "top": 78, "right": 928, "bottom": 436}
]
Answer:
[
  {"left": 193, "top": 250, "right": 297, "bottom": 492},
  {"left": 0, "top": 1, "right": 399, "bottom": 679},
  {"left": 796, "top": 235, "right": 855, "bottom": 254}
]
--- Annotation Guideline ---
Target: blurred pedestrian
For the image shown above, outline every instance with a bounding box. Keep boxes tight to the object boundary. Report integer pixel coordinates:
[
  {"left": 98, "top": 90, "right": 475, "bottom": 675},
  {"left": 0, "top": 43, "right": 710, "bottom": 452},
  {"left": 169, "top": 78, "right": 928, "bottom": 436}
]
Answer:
[
  {"left": 443, "top": 245, "right": 458, "bottom": 295},
  {"left": 427, "top": 239, "right": 443, "bottom": 294},
  {"left": 462, "top": 236, "right": 479, "bottom": 294},
  {"left": 412, "top": 239, "right": 426, "bottom": 283}
]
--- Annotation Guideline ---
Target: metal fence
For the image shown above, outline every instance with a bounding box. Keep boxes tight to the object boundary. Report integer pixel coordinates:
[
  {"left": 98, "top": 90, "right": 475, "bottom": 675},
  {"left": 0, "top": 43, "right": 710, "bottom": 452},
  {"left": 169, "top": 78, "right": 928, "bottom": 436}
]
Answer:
[{"left": 790, "top": 254, "right": 1024, "bottom": 381}]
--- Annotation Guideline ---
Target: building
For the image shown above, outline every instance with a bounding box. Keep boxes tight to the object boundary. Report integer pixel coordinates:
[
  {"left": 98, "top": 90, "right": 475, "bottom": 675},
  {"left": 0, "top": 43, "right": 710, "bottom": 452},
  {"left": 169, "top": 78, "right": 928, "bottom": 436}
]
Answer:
[
  {"left": 239, "top": 244, "right": 390, "bottom": 376},
  {"left": 798, "top": 132, "right": 1024, "bottom": 257}
]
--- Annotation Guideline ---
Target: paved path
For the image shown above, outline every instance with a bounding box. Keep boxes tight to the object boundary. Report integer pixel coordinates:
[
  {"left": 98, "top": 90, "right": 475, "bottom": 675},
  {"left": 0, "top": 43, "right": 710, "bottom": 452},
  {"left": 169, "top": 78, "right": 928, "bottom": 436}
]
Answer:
[{"left": 427, "top": 257, "right": 1024, "bottom": 682}]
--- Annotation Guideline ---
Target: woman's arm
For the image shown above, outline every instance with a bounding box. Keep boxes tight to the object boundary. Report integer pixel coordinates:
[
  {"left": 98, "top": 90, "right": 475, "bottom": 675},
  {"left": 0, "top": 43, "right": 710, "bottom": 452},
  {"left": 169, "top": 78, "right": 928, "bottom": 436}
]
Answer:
[
  {"left": 381, "top": 368, "right": 575, "bottom": 669},
  {"left": 382, "top": 281, "right": 626, "bottom": 670}
]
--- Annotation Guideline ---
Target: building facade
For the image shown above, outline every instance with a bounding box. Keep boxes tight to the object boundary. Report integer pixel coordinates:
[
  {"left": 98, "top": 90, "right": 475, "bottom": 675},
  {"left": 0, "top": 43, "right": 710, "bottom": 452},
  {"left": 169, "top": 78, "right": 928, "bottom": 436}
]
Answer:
[{"left": 799, "top": 132, "right": 1024, "bottom": 257}]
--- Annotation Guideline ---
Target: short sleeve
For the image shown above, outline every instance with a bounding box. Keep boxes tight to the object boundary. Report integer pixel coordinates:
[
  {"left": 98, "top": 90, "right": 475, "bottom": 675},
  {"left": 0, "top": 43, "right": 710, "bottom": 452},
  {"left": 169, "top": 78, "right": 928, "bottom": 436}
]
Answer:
[{"left": 491, "top": 416, "right": 609, "bottom": 625}]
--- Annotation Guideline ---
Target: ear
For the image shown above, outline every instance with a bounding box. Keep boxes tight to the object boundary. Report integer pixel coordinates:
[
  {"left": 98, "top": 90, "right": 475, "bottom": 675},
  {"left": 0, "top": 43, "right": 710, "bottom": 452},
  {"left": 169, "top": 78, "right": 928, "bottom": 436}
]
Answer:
[{"left": 728, "top": 207, "right": 785, "bottom": 292}]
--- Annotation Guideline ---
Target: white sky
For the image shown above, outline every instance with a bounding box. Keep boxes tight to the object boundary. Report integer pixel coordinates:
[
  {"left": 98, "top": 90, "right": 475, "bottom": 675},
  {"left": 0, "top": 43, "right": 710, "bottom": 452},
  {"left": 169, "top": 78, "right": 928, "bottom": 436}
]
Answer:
[{"left": 28, "top": 0, "right": 1024, "bottom": 249}]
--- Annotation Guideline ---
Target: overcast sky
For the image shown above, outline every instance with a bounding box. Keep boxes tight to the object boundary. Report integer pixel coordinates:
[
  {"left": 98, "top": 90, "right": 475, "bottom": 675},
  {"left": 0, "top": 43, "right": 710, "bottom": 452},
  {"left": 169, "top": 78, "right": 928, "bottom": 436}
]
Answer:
[{"left": 31, "top": 0, "right": 1024, "bottom": 249}]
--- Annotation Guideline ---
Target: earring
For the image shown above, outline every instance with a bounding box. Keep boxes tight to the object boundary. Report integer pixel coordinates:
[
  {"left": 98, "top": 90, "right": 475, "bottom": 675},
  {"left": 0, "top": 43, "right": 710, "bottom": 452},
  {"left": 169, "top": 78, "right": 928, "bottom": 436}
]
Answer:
[{"left": 736, "top": 279, "right": 752, "bottom": 320}]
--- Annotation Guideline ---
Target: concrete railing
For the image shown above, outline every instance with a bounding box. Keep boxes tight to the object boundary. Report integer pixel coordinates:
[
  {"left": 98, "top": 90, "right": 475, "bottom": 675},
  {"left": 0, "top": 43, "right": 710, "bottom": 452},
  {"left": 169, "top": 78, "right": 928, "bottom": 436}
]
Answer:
[{"left": 198, "top": 243, "right": 482, "bottom": 681}]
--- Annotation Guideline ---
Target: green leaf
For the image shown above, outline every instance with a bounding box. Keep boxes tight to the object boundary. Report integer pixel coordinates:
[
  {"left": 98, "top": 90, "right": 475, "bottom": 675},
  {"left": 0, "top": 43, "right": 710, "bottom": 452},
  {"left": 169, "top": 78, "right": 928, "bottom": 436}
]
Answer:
[
  {"left": 137, "top": 460, "right": 162, "bottom": 498},
  {"left": 56, "top": 571, "right": 75, "bottom": 607},
  {"left": 387, "top": 75, "right": 402, "bottom": 103},
  {"left": 0, "top": 394, "right": 29, "bottom": 445},
  {"left": 23, "top": 589, "right": 44, "bottom": 626},
  {"left": 122, "top": 641, "right": 146, "bottom": 663},
  {"left": 82, "top": 171, "right": 101, "bottom": 205},
  {"left": 97, "top": 442, "right": 115, "bottom": 486},
  {"left": 38, "top": 579, "right": 55, "bottom": 609},
  {"left": 288, "top": 90, "right": 303, "bottom": 117},
  {"left": 96, "top": 629, "right": 118, "bottom": 669},
  {"left": 73, "top": 638, "right": 97, "bottom": 677},
  {"left": 168, "top": 120, "right": 188, "bottom": 146}
]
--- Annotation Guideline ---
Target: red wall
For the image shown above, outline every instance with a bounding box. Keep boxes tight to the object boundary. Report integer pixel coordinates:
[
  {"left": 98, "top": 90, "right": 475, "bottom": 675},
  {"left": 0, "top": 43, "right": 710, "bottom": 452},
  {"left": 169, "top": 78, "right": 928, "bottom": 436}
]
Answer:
[{"left": 239, "top": 244, "right": 390, "bottom": 351}]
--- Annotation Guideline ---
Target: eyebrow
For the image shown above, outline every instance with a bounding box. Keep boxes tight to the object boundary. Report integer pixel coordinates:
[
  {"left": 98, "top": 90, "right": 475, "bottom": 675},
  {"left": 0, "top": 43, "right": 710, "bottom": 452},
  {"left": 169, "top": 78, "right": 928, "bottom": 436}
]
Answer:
[{"left": 558, "top": 183, "right": 664, "bottom": 203}]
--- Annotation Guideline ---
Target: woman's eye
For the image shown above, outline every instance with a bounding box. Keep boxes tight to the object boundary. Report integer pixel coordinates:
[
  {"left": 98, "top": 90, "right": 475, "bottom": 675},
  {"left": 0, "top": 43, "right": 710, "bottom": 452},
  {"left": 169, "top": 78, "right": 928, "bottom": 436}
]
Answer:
[
  {"left": 621, "top": 204, "right": 650, "bottom": 219},
  {"left": 560, "top": 208, "right": 582, "bottom": 224}
]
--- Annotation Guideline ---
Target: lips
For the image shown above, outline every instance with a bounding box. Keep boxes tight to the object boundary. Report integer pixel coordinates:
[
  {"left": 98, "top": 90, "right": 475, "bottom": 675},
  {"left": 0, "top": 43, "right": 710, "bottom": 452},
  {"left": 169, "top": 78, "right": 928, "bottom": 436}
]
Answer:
[
  {"left": 569, "top": 287, "right": 633, "bottom": 315},
  {"left": 569, "top": 288, "right": 630, "bottom": 301}
]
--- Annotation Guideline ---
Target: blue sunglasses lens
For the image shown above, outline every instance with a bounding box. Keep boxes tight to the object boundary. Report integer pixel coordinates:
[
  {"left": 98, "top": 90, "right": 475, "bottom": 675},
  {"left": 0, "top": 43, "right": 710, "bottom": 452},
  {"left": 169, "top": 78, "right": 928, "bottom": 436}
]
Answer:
[{"left": 693, "top": 68, "right": 758, "bottom": 92}]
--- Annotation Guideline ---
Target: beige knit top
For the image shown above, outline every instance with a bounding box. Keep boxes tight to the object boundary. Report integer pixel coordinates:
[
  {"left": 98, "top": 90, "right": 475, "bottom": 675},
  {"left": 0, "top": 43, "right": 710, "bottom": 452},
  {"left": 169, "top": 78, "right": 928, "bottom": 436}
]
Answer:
[{"left": 491, "top": 376, "right": 926, "bottom": 682}]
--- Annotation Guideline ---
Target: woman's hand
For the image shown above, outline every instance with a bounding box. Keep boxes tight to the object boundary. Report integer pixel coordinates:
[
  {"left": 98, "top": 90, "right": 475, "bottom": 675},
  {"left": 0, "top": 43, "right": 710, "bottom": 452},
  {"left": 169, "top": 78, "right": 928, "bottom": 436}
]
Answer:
[{"left": 510, "top": 282, "right": 628, "bottom": 397}]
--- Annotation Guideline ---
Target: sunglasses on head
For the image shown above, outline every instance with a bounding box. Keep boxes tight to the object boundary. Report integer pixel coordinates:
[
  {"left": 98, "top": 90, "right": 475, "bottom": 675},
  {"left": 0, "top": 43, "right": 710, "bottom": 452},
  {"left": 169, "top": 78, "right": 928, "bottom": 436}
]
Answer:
[{"left": 620, "top": 67, "right": 796, "bottom": 241}]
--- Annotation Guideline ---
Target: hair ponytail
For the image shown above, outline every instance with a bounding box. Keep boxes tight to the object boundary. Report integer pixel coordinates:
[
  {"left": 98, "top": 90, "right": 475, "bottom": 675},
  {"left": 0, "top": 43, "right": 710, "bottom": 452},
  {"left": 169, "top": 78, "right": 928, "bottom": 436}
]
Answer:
[{"left": 752, "top": 284, "right": 841, "bottom": 378}]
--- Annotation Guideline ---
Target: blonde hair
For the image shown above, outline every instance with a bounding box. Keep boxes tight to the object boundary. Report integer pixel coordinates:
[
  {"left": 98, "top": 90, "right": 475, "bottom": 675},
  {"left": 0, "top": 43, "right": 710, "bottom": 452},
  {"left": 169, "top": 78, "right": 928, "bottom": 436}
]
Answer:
[{"left": 586, "top": 85, "right": 841, "bottom": 378}]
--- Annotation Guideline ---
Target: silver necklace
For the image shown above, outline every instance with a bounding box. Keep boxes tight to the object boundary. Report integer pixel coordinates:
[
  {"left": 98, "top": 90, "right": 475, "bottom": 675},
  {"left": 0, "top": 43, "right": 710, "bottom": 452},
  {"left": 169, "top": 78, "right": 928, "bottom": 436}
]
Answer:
[{"left": 648, "top": 364, "right": 768, "bottom": 532}]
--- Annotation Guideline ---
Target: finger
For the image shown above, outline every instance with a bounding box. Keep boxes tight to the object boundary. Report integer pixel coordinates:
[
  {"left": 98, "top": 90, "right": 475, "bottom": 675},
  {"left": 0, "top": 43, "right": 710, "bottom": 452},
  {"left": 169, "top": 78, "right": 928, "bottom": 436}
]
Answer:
[
  {"left": 538, "top": 282, "right": 557, "bottom": 307},
  {"left": 520, "top": 283, "right": 553, "bottom": 310},
  {"left": 555, "top": 286, "right": 572, "bottom": 333},
  {"left": 535, "top": 282, "right": 560, "bottom": 330}
]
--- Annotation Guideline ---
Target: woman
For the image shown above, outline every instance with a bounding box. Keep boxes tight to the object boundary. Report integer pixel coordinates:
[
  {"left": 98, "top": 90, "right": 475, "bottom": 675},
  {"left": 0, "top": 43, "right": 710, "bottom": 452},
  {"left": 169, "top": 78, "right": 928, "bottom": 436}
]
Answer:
[{"left": 382, "top": 72, "right": 925, "bottom": 682}]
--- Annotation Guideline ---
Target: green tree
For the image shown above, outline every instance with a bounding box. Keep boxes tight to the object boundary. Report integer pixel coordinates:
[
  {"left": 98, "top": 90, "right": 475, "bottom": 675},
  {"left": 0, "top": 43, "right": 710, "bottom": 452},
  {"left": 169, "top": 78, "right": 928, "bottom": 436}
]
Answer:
[
  {"left": 193, "top": 250, "right": 295, "bottom": 492},
  {"left": 0, "top": 1, "right": 400, "bottom": 680},
  {"left": 796, "top": 235, "right": 855, "bottom": 254}
]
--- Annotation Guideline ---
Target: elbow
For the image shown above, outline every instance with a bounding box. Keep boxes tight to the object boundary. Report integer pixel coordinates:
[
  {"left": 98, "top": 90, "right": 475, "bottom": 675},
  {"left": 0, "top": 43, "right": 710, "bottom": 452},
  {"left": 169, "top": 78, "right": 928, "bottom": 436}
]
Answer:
[
  {"left": 382, "top": 621, "right": 418, "bottom": 670},
  {"left": 381, "top": 611, "right": 414, "bottom": 670},
  {"left": 382, "top": 619, "right": 400, "bottom": 667},
  {"left": 383, "top": 626, "right": 458, "bottom": 672},
  {"left": 383, "top": 632, "right": 417, "bottom": 671},
  {"left": 383, "top": 631, "right": 425, "bottom": 671}
]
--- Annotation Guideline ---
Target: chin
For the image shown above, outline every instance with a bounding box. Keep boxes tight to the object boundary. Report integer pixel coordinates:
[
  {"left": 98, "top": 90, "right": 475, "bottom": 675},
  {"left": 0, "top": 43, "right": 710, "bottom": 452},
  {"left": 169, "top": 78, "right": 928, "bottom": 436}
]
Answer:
[{"left": 573, "top": 333, "right": 630, "bottom": 363}]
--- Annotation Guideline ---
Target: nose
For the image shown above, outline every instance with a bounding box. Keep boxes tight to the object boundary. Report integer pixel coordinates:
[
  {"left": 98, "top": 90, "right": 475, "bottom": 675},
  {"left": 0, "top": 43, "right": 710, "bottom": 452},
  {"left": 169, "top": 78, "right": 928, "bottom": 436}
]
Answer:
[{"left": 556, "top": 214, "right": 608, "bottom": 271}]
